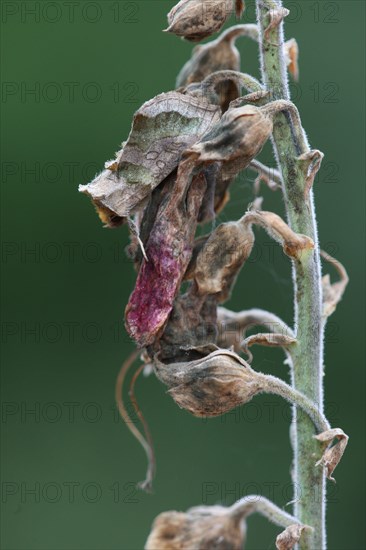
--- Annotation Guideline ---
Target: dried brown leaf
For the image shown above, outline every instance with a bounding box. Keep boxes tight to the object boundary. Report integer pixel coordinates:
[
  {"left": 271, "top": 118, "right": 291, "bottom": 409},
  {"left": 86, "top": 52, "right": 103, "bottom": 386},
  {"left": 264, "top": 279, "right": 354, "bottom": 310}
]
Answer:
[{"left": 79, "top": 91, "right": 220, "bottom": 224}]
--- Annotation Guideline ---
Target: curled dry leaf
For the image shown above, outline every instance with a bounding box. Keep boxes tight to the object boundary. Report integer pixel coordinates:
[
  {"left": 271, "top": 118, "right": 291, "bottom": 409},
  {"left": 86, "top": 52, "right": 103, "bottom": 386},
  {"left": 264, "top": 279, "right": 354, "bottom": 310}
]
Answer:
[
  {"left": 145, "top": 504, "right": 246, "bottom": 550},
  {"left": 320, "top": 250, "right": 349, "bottom": 319},
  {"left": 165, "top": 0, "right": 236, "bottom": 42},
  {"left": 276, "top": 523, "right": 307, "bottom": 550},
  {"left": 315, "top": 427, "right": 349, "bottom": 481},
  {"left": 154, "top": 347, "right": 263, "bottom": 417},
  {"left": 79, "top": 91, "right": 220, "bottom": 225},
  {"left": 125, "top": 159, "right": 206, "bottom": 347}
]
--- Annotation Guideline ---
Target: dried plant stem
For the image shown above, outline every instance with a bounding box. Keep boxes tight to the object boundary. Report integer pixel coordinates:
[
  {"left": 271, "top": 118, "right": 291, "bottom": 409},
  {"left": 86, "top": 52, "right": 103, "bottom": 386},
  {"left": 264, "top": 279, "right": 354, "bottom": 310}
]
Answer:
[{"left": 256, "top": 1, "right": 326, "bottom": 548}]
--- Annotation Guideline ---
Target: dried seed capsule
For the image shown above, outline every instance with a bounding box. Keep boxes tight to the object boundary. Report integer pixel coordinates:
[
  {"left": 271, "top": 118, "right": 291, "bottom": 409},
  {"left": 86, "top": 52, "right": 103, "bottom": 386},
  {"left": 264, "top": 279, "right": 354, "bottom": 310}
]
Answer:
[
  {"left": 186, "top": 104, "right": 273, "bottom": 181},
  {"left": 145, "top": 505, "right": 246, "bottom": 550},
  {"left": 165, "top": 0, "right": 237, "bottom": 43},
  {"left": 79, "top": 92, "right": 220, "bottom": 225},
  {"left": 154, "top": 347, "right": 263, "bottom": 417}
]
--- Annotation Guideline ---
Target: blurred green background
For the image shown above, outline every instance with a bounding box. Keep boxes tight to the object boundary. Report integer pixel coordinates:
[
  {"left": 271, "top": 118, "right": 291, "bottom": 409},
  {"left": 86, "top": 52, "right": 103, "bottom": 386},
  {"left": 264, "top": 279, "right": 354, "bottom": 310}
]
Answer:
[{"left": 1, "top": 1, "right": 365, "bottom": 549}]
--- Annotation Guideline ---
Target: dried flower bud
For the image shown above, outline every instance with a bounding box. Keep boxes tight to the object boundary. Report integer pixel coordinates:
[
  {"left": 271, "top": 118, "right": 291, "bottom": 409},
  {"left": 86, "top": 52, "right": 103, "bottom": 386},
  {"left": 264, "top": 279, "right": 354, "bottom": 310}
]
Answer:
[
  {"left": 177, "top": 24, "right": 258, "bottom": 110},
  {"left": 166, "top": 0, "right": 236, "bottom": 43},
  {"left": 186, "top": 104, "right": 273, "bottom": 180},
  {"left": 79, "top": 92, "right": 220, "bottom": 225},
  {"left": 177, "top": 25, "right": 257, "bottom": 87},
  {"left": 145, "top": 504, "right": 246, "bottom": 550},
  {"left": 154, "top": 347, "right": 263, "bottom": 417},
  {"left": 193, "top": 219, "right": 254, "bottom": 301}
]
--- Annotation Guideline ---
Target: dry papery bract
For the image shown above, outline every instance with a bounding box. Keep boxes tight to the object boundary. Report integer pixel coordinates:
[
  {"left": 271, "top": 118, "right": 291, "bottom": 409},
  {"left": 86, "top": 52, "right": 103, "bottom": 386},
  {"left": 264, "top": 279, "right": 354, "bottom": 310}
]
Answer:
[{"left": 79, "top": 91, "right": 220, "bottom": 226}]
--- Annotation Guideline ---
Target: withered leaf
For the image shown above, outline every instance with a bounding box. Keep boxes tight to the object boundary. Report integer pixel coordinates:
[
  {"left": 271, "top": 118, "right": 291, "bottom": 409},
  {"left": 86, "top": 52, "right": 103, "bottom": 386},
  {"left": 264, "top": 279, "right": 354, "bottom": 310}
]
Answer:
[
  {"left": 79, "top": 92, "right": 220, "bottom": 225},
  {"left": 165, "top": 0, "right": 235, "bottom": 42},
  {"left": 315, "top": 428, "right": 349, "bottom": 481},
  {"left": 125, "top": 160, "right": 206, "bottom": 347}
]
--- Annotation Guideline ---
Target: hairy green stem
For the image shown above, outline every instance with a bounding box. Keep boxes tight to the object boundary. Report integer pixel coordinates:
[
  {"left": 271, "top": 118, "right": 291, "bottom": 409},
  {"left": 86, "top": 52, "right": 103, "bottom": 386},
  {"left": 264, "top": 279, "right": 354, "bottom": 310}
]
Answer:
[
  {"left": 230, "top": 495, "right": 307, "bottom": 529},
  {"left": 257, "top": 373, "right": 329, "bottom": 434},
  {"left": 255, "top": 1, "right": 325, "bottom": 548}
]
